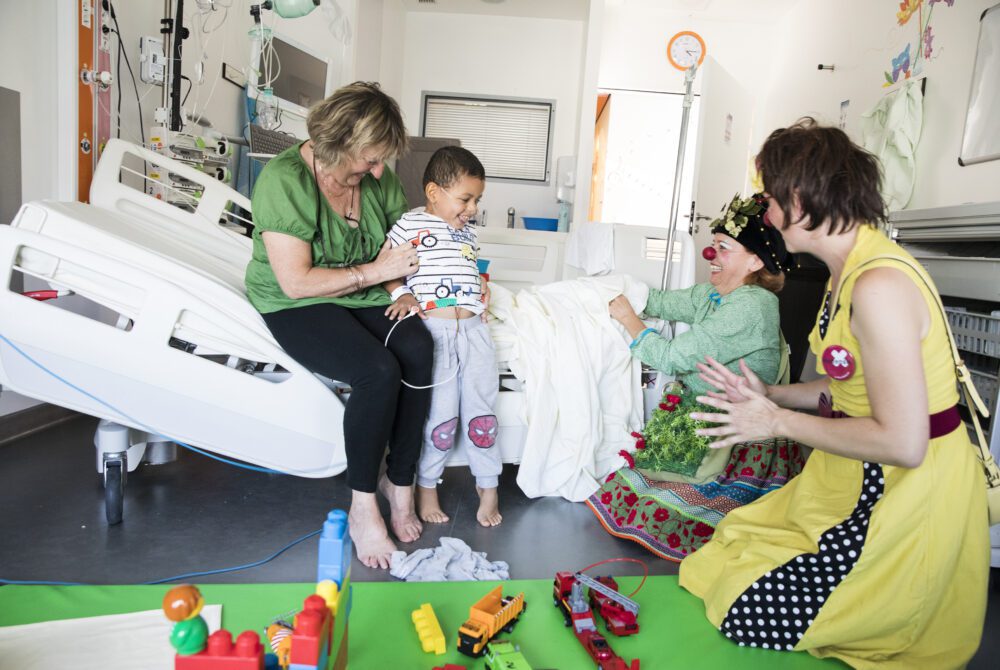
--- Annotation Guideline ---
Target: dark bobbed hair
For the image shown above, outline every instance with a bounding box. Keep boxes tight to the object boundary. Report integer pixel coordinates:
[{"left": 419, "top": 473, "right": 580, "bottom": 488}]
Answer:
[
  {"left": 423, "top": 145, "right": 486, "bottom": 190},
  {"left": 757, "top": 117, "right": 886, "bottom": 235}
]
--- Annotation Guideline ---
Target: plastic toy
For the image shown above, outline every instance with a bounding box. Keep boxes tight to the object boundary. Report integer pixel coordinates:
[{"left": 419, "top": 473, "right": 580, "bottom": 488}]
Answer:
[
  {"left": 553, "top": 572, "right": 639, "bottom": 636},
  {"left": 163, "top": 584, "right": 209, "bottom": 656},
  {"left": 317, "top": 510, "right": 351, "bottom": 586},
  {"left": 432, "top": 666, "right": 468, "bottom": 670},
  {"left": 411, "top": 603, "right": 446, "bottom": 655},
  {"left": 175, "top": 630, "right": 265, "bottom": 670},
  {"left": 484, "top": 640, "right": 533, "bottom": 670},
  {"left": 457, "top": 586, "right": 526, "bottom": 657},
  {"left": 553, "top": 578, "right": 639, "bottom": 670},
  {"left": 288, "top": 594, "right": 333, "bottom": 670}
]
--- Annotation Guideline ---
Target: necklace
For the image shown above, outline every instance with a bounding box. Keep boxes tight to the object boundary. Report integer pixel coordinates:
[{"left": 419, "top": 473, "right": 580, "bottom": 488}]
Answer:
[{"left": 312, "top": 149, "right": 359, "bottom": 224}]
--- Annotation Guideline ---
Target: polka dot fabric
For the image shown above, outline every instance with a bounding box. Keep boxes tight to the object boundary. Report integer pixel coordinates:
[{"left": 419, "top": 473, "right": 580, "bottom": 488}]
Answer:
[
  {"left": 719, "top": 461, "right": 885, "bottom": 651},
  {"left": 817, "top": 291, "right": 831, "bottom": 339}
]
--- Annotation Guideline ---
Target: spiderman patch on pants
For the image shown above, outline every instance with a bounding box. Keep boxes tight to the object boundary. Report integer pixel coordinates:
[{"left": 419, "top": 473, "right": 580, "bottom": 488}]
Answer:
[{"left": 468, "top": 415, "right": 498, "bottom": 448}]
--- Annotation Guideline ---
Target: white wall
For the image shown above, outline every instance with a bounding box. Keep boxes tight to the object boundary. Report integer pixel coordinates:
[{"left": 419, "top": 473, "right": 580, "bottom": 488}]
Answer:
[
  {"left": 0, "top": 0, "right": 62, "bottom": 415},
  {"left": 378, "top": 0, "right": 407, "bottom": 100},
  {"left": 396, "top": 11, "right": 585, "bottom": 226},
  {"left": 760, "top": 0, "right": 1000, "bottom": 210},
  {"left": 599, "top": 5, "right": 775, "bottom": 96}
]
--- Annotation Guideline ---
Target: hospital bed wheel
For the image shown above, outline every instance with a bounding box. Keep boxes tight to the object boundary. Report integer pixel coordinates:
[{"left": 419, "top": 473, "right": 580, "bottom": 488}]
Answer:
[{"left": 103, "top": 461, "right": 124, "bottom": 525}]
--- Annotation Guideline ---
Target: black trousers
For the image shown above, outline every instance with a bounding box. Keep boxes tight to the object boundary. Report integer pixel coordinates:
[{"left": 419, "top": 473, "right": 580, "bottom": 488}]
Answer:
[{"left": 263, "top": 303, "right": 433, "bottom": 492}]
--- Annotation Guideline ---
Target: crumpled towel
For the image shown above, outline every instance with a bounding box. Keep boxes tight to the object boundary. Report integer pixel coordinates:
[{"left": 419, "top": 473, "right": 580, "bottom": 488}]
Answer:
[{"left": 389, "top": 537, "right": 510, "bottom": 582}]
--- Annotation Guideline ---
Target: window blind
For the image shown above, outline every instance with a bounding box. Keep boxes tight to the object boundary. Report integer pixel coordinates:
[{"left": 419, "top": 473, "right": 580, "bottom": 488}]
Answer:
[{"left": 423, "top": 96, "right": 552, "bottom": 182}]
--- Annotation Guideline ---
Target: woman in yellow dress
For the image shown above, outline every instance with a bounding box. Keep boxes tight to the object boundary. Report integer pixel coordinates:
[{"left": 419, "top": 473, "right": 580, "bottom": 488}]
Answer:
[{"left": 680, "top": 118, "right": 989, "bottom": 669}]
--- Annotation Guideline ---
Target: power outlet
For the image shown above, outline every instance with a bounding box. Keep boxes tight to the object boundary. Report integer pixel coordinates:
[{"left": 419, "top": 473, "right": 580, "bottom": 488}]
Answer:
[{"left": 139, "top": 36, "right": 165, "bottom": 85}]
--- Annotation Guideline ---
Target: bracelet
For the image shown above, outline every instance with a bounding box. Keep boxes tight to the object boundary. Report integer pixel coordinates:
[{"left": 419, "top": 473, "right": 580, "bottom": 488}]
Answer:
[
  {"left": 346, "top": 265, "right": 365, "bottom": 292},
  {"left": 629, "top": 327, "right": 658, "bottom": 350},
  {"left": 390, "top": 285, "right": 414, "bottom": 302}
]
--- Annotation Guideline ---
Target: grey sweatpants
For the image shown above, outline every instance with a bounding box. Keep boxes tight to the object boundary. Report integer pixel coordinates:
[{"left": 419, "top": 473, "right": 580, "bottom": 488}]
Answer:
[{"left": 417, "top": 315, "right": 501, "bottom": 489}]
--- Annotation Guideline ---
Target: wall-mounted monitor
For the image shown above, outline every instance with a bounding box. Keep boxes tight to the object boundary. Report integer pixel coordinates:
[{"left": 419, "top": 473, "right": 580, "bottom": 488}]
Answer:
[{"left": 249, "top": 31, "right": 333, "bottom": 127}]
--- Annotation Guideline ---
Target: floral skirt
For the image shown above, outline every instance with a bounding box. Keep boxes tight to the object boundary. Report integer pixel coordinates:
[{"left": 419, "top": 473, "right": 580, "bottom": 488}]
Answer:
[{"left": 586, "top": 439, "right": 808, "bottom": 562}]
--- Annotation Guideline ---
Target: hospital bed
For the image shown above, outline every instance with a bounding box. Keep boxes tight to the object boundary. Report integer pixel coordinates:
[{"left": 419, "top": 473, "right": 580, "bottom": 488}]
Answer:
[{"left": 0, "top": 139, "right": 695, "bottom": 523}]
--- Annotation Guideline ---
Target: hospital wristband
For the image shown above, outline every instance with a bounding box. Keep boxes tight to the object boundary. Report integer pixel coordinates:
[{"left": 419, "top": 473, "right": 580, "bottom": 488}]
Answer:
[
  {"left": 390, "top": 285, "right": 414, "bottom": 302},
  {"left": 629, "top": 327, "right": 658, "bottom": 350}
]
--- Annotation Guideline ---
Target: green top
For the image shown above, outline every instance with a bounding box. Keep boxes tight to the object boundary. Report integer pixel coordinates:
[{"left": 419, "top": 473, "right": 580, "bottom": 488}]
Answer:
[
  {"left": 245, "top": 143, "right": 409, "bottom": 313},
  {"left": 634, "top": 283, "right": 781, "bottom": 396}
]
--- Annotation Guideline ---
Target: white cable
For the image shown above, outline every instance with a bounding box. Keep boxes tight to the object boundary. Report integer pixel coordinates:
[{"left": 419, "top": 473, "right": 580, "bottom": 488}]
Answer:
[{"left": 384, "top": 310, "right": 459, "bottom": 390}]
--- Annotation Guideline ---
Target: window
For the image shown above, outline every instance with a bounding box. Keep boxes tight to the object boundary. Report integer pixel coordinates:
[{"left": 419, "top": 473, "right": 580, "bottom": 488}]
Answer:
[{"left": 421, "top": 93, "right": 554, "bottom": 183}]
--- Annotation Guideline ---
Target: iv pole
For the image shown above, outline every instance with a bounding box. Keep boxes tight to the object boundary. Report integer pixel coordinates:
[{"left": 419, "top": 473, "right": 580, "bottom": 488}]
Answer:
[{"left": 659, "top": 62, "right": 698, "bottom": 291}]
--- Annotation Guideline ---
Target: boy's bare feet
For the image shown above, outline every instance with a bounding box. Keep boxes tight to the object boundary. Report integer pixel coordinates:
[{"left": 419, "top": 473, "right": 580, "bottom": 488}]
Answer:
[
  {"left": 417, "top": 485, "right": 451, "bottom": 523},
  {"left": 476, "top": 486, "right": 502, "bottom": 527},
  {"left": 348, "top": 492, "right": 397, "bottom": 570},
  {"left": 377, "top": 475, "right": 423, "bottom": 542}
]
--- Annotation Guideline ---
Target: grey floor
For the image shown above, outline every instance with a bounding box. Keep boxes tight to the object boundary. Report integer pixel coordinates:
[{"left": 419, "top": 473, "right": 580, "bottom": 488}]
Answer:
[{"left": 1, "top": 415, "right": 997, "bottom": 668}]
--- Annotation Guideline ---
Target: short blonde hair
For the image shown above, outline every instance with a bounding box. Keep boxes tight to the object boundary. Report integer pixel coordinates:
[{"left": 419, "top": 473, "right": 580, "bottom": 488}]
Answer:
[{"left": 307, "top": 81, "right": 408, "bottom": 168}]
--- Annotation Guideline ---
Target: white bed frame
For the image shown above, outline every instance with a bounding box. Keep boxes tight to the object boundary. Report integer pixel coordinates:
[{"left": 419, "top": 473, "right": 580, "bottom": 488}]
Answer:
[{"left": 0, "top": 139, "right": 695, "bottom": 520}]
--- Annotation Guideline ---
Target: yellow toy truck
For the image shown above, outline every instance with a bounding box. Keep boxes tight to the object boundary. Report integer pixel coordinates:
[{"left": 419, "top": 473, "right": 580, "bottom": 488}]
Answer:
[{"left": 457, "top": 586, "right": 526, "bottom": 657}]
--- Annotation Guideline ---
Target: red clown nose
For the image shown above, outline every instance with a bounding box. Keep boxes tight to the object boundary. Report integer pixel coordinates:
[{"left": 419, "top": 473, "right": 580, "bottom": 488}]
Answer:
[{"left": 702, "top": 246, "right": 717, "bottom": 261}]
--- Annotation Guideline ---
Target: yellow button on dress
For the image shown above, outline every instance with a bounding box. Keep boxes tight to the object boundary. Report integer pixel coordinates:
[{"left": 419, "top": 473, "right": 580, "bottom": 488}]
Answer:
[{"left": 679, "top": 225, "right": 989, "bottom": 669}]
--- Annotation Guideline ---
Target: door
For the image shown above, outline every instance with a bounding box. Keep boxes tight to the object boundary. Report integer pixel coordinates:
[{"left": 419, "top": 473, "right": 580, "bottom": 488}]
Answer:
[{"left": 689, "top": 57, "right": 756, "bottom": 285}]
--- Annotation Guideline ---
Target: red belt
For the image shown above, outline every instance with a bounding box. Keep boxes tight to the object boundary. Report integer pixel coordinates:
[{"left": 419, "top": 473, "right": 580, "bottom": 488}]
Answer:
[{"left": 818, "top": 394, "right": 961, "bottom": 439}]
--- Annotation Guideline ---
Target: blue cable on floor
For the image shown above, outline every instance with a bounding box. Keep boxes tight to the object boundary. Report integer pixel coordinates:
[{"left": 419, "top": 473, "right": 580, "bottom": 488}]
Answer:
[
  {"left": 0, "top": 529, "right": 321, "bottom": 586},
  {"left": 0, "top": 331, "right": 283, "bottom": 475}
]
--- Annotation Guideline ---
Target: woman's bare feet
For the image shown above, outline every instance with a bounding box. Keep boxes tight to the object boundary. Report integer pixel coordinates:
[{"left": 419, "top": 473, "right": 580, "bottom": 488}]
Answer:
[
  {"left": 348, "top": 491, "right": 397, "bottom": 570},
  {"left": 476, "top": 486, "right": 502, "bottom": 527},
  {"left": 417, "top": 485, "right": 451, "bottom": 523},
  {"left": 377, "top": 475, "right": 423, "bottom": 542}
]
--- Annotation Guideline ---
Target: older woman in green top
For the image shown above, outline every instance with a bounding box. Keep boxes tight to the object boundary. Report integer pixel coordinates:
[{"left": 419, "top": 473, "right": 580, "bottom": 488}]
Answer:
[
  {"left": 246, "top": 82, "right": 429, "bottom": 570},
  {"left": 609, "top": 193, "right": 791, "bottom": 397},
  {"left": 587, "top": 195, "right": 803, "bottom": 562}
]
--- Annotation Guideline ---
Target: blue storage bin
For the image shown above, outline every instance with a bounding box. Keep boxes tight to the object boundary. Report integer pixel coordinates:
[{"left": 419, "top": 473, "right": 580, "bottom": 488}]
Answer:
[{"left": 522, "top": 216, "right": 559, "bottom": 231}]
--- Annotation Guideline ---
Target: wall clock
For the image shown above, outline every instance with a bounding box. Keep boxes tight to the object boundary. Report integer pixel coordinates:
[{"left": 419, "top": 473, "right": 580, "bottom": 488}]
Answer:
[{"left": 667, "top": 30, "right": 706, "bottom": 70}]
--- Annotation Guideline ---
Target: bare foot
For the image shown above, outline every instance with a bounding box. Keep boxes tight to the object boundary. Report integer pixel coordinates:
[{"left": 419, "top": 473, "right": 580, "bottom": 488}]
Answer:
[
  {"left": 417, "top": 486, "right": 451, "bottom": 523},
  {"left": 377, "top": 475, "right": 423, "bottom": 542},
  {"left": 476, "top": 486, "right": 502, "bottom": 527},
  {"left": 348, "top": 492, "right": 397, "bottom": 570}
]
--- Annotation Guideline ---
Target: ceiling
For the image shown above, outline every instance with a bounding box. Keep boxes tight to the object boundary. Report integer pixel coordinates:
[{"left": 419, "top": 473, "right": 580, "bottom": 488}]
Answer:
[{"left": 398, "top": 0, "right": 801, "bottom": 23}]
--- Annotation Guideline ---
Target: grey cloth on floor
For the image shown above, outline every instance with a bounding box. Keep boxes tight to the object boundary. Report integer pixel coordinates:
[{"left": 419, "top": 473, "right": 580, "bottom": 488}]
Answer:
[{"left": 389, "top": 537, "right": 510, "bottom": 582}]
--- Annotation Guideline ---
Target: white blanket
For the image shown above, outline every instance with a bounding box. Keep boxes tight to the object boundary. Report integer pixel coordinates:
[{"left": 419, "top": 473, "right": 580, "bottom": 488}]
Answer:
[{"left": 488, "top": 275, "right": 647, "bottom": 501}]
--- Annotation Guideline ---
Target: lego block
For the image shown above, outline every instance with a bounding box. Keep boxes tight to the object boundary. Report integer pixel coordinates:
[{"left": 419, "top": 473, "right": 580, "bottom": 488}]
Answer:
[
  {"left": 412, "top": 603, "right": 446, "bottom": 655},
  {"left": 175, "top": 629, "right": 264, "bottom": 670},
  {"left": 432, "top": 665, "right": 468, "bottom": 670},
  {"left": 289, "top": 595, "right": 331, "bottom": 668},
  {"left": 317, "top": 509, "right": 351, "bottom": 586}
]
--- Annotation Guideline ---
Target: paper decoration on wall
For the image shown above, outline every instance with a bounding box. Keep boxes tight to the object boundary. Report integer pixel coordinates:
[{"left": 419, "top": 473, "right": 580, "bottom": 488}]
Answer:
[
  {"left": 883, "top": 0, "right": 955, "bottom": 86},
  {"left": 861, "top": 80, "right": 924, "bottom": 209}
]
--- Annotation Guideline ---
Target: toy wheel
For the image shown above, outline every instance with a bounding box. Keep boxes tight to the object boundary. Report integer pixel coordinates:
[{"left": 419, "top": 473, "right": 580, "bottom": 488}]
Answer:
[
  {"left": 104, "top": 461, "right": 124, "bottom": 525},
  {"left": 423, "top": 234, "right": 438, "bottom": 247},
  {"left": 435, "top": 286, "right": 450, "bottom": 299}
]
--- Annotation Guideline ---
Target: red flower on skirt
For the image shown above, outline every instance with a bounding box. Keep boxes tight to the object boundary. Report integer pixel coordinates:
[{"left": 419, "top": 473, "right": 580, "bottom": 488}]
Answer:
[
  {"left": 601, "top": 491, "right": 613, "bottom": 504},
  {"left": 740, "top": 466, "right": 755, "bottom": 476},
  {"left": 654, "top": 508, "right": 670, "bottom": 522},
  {"left": 666, "top": 533, "right": 681, "bottom": 548},
  {"left": 627, "top": 509, "right": 637, "bottom": 524},
  {"left": 693, "top": 522, "right": 714, "bottom": 537},
  {"left": 605, "top": 473, "right": 616, "bottom": 483},
  {"left": 624, "top": 492, "right": 638, "bottom": 507},
  {"left": 615, "top": 517, "right": 624, "bottom": 527},
  {"left": 779, "top": 445, "right": 789, "bottom": 460}
]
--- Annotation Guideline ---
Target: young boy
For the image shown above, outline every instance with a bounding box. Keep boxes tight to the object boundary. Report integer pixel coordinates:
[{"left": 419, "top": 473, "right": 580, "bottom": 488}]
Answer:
[{"left": 384, "top": 146, "right": 502, "bottom": 527}]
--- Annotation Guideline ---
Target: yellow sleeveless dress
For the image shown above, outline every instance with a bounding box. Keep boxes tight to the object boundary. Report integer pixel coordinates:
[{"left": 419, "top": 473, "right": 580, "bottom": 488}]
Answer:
[{"left": 678, "top": 225, "right": 989, "bottom": 668}]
